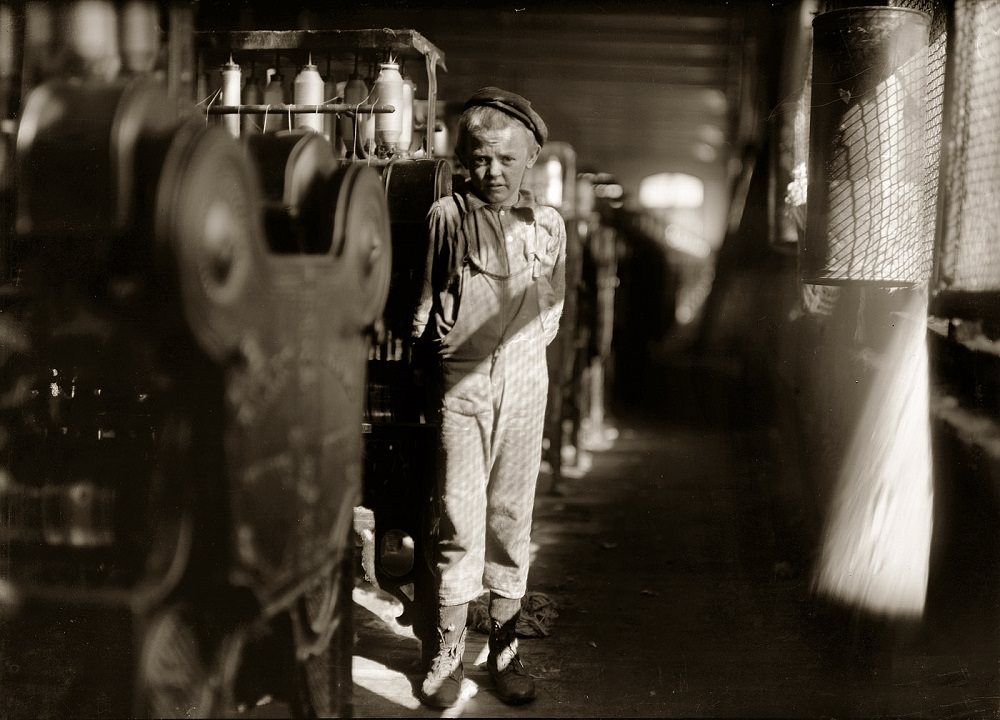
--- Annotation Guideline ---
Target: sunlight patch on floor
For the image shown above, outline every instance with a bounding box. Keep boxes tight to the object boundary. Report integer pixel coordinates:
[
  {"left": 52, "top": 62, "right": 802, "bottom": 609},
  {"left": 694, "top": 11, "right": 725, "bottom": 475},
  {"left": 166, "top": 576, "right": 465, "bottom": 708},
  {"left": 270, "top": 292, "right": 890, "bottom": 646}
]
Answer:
[
  {"left": 440, "top": 679, "right": 481, "bottom": 718},
  {"left": 353, "top": 584, "right": 416, "bottom": 639},
  {"left": 352, "top": 655, "right": 422, "bottom": 711}
]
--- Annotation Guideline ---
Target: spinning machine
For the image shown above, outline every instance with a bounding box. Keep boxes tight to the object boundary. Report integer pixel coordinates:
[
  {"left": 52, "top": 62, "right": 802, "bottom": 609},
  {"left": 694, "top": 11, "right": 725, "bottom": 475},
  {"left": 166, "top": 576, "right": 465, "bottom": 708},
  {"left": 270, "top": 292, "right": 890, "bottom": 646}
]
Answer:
[{"left": 0, "top": 4, "right": 450, "bottom": 717}]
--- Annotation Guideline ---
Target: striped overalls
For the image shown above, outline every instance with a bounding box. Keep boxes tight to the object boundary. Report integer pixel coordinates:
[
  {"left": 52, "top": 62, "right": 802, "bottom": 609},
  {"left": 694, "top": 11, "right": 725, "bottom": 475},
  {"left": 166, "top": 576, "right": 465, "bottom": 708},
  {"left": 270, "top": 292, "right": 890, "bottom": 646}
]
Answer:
[{"left": 414, "top": 187, "right": 566, "bottom": 606}]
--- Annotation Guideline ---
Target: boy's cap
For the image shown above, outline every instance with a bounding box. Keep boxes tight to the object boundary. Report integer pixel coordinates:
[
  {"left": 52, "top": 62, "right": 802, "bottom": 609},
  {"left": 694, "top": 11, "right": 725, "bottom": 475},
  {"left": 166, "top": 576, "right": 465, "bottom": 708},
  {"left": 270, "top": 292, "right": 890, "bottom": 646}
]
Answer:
[{"left": 463, "top": 86, "right": 548, "bottom": 146}]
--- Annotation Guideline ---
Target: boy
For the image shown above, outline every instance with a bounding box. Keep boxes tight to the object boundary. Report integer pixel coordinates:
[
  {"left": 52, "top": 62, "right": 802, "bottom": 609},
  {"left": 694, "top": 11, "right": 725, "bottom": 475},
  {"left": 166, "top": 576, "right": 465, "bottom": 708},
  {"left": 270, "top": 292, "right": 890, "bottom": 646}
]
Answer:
[{"left": 412, "top": 87, "right": 565, "bottom": 708}]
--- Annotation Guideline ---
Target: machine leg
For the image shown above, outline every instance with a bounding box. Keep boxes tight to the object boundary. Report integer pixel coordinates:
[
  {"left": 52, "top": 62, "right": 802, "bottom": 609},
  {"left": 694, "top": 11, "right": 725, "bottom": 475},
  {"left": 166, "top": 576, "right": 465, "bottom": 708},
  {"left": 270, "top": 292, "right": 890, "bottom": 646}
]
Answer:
[
  {"left": 290, "top": 537, "right": 355, "bottom": 718},
  {"left": 136, "top": 605, "right": 215, "bottom": 718}
]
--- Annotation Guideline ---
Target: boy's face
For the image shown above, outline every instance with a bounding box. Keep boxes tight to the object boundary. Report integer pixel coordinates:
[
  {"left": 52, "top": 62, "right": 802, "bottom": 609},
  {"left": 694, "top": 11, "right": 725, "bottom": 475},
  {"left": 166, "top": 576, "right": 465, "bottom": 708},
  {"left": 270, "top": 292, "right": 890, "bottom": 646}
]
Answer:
[{"left": 463, "top": 125, "right": 539, "bottom": 207}]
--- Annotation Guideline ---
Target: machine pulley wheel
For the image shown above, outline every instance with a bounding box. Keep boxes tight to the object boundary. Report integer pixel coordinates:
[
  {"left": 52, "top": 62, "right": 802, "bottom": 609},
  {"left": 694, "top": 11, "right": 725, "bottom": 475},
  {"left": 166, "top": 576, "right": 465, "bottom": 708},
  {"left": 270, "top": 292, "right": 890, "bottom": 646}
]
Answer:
[
  {"left": 326, "top": 163, "right": 392, "bottom": 331},
  {"left": 246, "top": 130, "right": 337, "bottom": 254},
  {"left": 15, "top": 75, "right": 178, "bottom": 241},
  {"left": 154, "top": 123, "right": 268, "bottom": 361},
  {"left": 382, "top": 157, "right": 453, "bottom": 224}
]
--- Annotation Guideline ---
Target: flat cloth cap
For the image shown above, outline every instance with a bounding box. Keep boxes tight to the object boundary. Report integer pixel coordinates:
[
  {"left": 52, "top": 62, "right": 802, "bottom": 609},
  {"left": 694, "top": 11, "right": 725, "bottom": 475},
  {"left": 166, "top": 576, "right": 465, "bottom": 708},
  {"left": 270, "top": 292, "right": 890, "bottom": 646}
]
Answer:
[{"left": 463, "top": 87, "right": 548, "bottom": 146}]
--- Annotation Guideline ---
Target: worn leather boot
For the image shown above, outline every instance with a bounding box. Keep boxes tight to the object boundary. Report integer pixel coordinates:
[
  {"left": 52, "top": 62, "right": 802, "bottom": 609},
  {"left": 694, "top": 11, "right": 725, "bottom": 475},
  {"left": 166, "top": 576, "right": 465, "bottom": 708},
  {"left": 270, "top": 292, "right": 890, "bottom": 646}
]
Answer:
[
  {"left": 487, "top": 613, "right": 536, "bottom": 705},
  {"left": 419, "top": 604, "right": 467, "bottom": 709}
]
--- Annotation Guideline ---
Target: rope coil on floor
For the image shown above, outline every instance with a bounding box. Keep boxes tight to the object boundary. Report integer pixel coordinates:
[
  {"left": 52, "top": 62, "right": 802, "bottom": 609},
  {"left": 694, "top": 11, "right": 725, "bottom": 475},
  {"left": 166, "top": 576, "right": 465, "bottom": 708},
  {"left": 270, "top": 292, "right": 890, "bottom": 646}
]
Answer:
[{"left": 467, "top": 592, "right": 560, "bottom": 638}]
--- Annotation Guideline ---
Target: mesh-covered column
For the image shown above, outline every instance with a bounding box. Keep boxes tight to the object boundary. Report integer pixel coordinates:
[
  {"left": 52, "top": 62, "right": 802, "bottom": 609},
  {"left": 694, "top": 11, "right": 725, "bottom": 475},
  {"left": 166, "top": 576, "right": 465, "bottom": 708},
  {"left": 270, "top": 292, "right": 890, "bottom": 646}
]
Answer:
[{"left": 804, "top": 6, "right": 931, "bottom": 285}]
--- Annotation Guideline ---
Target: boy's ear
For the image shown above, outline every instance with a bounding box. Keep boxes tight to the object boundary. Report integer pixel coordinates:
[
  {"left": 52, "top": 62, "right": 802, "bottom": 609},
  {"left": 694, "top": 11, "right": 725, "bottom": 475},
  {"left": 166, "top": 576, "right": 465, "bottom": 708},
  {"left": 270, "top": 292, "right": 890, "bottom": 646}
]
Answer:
[{"left": 525, "top": 142, "right": 540, "bottom": 169}]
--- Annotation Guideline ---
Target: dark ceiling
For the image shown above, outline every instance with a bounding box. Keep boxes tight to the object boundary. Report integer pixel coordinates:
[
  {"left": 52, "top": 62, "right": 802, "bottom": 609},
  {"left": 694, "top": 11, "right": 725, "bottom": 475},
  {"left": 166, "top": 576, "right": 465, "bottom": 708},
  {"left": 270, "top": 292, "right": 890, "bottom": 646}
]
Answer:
[{"left": 426, "top": 7, "right": 740, "bottom": 177}]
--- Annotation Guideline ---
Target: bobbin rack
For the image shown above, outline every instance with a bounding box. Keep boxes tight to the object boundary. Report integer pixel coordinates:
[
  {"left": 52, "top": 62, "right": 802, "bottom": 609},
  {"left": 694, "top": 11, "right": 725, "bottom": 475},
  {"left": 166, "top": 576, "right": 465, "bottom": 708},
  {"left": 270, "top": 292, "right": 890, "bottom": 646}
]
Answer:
[{"left": 194, "top": 28, "right": 447, "bottom": 158}]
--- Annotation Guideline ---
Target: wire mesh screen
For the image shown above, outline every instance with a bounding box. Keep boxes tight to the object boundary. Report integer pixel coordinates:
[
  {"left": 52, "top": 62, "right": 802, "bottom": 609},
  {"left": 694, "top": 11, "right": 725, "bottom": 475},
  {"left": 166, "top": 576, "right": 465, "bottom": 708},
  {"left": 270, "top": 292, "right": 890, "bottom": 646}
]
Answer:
[
  {"left": 803, "top": 6, "right": 932, "bottom": 286},
  {"left": 899, "top": 0, "right": 948, "bottom": 275},
  {"left": 935, "top": 0, "right": 1000, "bottom": 295},
  {"left": 800, "top": 2, "right": 945, "bottom": 313}
]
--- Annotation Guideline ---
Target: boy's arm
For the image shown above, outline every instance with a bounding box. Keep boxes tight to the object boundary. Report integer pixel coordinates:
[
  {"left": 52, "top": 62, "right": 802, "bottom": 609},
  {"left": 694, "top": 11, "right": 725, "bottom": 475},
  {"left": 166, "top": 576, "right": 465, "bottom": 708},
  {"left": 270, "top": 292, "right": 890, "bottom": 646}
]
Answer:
[
  {"left": 412, "top": 199, "right": 460, "bottom": 341},
  {"left": 543, "top": 212, "right": 567, "bottom": 346}
]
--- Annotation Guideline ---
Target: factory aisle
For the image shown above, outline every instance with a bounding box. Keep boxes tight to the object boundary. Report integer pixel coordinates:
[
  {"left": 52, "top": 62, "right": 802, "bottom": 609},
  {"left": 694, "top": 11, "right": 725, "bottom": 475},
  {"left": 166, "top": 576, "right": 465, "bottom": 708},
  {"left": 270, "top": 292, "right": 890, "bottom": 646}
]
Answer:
[{"left": 349, "top": 355, "right": 998, "bottom": 718}]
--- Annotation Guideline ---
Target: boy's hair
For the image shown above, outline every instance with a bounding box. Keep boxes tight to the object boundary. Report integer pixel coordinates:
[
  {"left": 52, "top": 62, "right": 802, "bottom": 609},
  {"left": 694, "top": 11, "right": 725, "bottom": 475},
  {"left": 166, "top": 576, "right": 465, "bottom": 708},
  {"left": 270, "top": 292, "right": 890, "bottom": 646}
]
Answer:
[{"left": 455, "top": 105, "right": 538, "bottom": 160}]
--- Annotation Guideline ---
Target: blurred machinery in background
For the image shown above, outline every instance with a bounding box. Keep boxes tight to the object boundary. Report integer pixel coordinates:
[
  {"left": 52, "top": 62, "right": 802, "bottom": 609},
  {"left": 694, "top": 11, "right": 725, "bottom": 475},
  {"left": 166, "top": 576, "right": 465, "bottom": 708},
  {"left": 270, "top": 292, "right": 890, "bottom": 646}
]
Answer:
[
  {"left": 519, "top": 145, "right": 625, "bottom": 490},
  {"left": 0, "top": 3, "right": 453, "bottom": 717},
  {"left": 571, "top": 173, "right": 623, "bottom": 461},
  {"left": 521, "top": 142, "right": 580, "bottom": 490}
]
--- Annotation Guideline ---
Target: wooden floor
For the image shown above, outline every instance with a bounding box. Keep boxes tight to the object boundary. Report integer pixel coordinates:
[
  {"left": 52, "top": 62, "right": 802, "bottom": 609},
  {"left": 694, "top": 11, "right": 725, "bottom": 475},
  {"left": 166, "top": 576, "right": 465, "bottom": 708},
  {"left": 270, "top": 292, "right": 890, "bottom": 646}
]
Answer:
[{"left": 348, "top": 362, "right": 1000, "bottom": 719}]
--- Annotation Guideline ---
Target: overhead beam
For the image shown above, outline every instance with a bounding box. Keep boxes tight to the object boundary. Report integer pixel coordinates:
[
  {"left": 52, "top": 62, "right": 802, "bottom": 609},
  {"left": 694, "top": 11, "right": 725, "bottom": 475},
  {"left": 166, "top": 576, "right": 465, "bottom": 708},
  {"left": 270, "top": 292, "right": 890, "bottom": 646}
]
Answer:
[
  {"left": 489, "top": 11, "right": 732, "bottom": 36},
  {"left": 536, "top": 103, "right": 730, "bottom": 122},
  {"left": 442, "top": 59, "right": 729, "bottom": 88},
  {"left": 439, "top": 75, "right": 729, "bottom": 105},
  {"left": 441, "top": 37, "right": 730, "bottom": 65}
]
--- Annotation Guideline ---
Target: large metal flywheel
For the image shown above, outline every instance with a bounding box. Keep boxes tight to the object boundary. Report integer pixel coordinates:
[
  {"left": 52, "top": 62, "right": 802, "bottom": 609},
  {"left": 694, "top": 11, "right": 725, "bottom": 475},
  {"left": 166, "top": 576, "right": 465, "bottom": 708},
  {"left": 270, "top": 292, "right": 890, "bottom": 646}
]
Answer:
[
  {"left": 154, "top": 123, "right": 269, "bottom": 361},
  {"left": 327, "top": 163, "right": 393, "bottom": 332}
]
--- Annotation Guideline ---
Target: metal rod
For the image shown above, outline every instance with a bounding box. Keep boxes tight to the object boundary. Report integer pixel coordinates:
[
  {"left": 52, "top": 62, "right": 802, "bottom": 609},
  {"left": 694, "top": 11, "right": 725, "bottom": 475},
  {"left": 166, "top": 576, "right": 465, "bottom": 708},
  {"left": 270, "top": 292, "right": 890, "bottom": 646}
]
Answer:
[
  {"left": 425, "top": 51, "right": 438, "bottom": 157},
  {"left": 205, "top": 103, "right": 395, "bottom": 115}
]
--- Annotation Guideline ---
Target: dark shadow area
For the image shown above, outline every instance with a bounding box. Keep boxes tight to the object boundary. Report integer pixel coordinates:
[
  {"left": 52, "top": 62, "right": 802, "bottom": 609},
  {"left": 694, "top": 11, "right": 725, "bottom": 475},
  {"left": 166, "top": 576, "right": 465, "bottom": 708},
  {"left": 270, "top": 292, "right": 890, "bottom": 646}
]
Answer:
[{"left": 606, "top": 339, "right": 999, "bottom": 717}]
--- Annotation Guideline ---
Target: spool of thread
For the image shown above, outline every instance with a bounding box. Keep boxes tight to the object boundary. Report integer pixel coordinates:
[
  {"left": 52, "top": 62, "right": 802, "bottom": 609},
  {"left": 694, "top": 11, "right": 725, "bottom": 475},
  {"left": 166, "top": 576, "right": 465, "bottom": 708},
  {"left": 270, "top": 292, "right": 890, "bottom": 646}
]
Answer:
[
  {"left": 262, "top": 71, "right": 287, "bottom": 133},
  {"left": 411, "top": 99, "right": 427, "bottom": 154},
  {"left": 119, "top": 0, "right": 158, "bottom": 73},
  {"left": 373, "top": 61, "right": 403, "bottom": 152},
  {"left": 433, "top": 121, "right": 449, "bottom": 158},
  {"left": 341, "top": 72, "right": 368, "bottom": 157},
  {"left": 220, "top": 56, "right": 241, "bottom": 138},
  {"left": 242, "top": 70, "right": 262, "bottom": 134},
  {"left": 399, "top": 74, "right": 415, "bottom": 154},
  {"left": 61, "top": 0, "right": 120, "bottom": 80},
  {"left": 293, "top": 55, "right": 324, "bottom": 133}
]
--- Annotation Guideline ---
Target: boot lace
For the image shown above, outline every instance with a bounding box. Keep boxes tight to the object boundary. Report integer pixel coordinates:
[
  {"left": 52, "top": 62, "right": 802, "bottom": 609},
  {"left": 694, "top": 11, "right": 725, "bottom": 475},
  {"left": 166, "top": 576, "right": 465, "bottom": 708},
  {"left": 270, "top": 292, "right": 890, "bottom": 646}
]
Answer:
[
  {"left": 493, "top": 637, "right": 527, "bottom": 675},
  {"left": 427, "top": 629, "right": 464, "bottom": 682}
]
